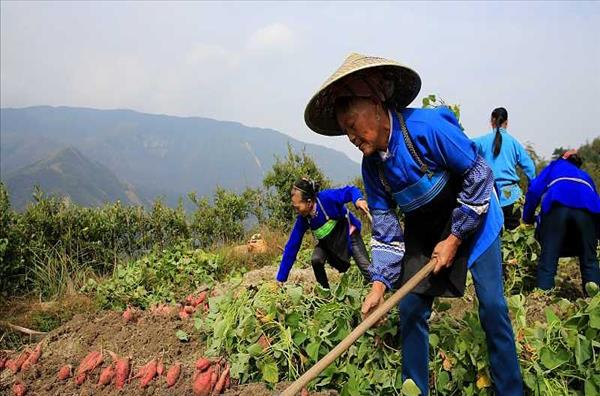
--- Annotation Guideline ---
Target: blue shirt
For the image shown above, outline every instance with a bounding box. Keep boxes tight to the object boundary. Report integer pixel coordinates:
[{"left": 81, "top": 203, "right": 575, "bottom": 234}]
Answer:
[
  {"left": 522, "top": 158, "right": 600, "bottom": 224},
  {"left": 362, "top": 107, "right": 504, "bottom": 288},
  {"left": 276, "top": 186, "right": 363, "bottom": 282},
  {"left": 473, "top": 128, "right": 536, "bottom": 207}
]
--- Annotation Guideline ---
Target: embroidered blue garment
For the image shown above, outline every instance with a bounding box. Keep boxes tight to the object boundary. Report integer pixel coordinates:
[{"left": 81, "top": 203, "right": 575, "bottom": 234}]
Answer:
[
  {"left": 362, "top": 107, "right": 504, "bottom": 289},
  {"left": 522, "top": 158, "right": 600, "bottom": 224},
  {"left": 276, "top": 186, "right": 363, "bottom": 282},
  {"left": 473, "top": 128, "right": 536, "bottom": 207}
]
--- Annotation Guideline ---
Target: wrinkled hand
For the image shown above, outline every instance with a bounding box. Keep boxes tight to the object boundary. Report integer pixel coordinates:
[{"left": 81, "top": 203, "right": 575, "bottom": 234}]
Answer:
[
  {"left": 355, "top": 199, "right": 370, "bottom": 218},
  {"left": 361, "top": 281, "right": 386, "bottom": 326},
  {"left": 432, "top": 234, "right": 462, "bottom": 274}
]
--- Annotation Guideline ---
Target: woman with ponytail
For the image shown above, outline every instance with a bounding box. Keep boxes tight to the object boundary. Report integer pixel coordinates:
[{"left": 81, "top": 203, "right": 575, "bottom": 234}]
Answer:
[
  {"left": 275, "top": 177, "right": 372, "bottom": 288},
  {"left": 473, "top": 107, "right": 536, "bottom": 230}
]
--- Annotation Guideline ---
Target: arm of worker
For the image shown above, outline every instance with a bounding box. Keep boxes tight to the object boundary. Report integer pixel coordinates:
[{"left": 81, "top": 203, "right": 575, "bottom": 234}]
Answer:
[{"left": 275, "top": 216, "right": 308, "bottom": 282}]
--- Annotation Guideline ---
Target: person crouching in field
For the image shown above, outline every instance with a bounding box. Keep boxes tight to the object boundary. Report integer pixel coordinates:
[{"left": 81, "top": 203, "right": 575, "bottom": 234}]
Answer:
[
  {"left": 275, "top": 178, "right": 371, "bottom": 288},
  {"left": 522, "top": 150, "right": 600, "bottom": 295}
]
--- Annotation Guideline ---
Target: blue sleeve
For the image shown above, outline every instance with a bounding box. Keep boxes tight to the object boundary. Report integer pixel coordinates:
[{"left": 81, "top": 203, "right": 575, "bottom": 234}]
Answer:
[
  {"left": 522, "top": 163, "right": 553, "bottom": 224},
  {"left": 276, "top": 216, "right": 308, "bottom": 282},
  {"left": 515, "top": 140, "right": 536, "bottom": 181},
  {"left": 425, "top": 108, "right": 477, "bottom": 175},
  {"left": 362, "top": 158, "right": 404, "bottom": 289},
  {"left": 331, "top": 185, "right": 363, "bottom": 205},
  {"left": 450, "top": 156, "right": 495, "bottom": 239}
]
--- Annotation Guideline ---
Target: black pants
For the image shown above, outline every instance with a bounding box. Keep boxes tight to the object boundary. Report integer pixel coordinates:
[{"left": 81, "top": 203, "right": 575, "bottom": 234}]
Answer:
[
  {"left": 311, "top": 232, "right": 371, "bottom": 288},
  {"left": 537, "top": 205, "right": 600, "bottom": 293},
  {"left": 502, "top": 204, "right": 522, "bottom": 231}
]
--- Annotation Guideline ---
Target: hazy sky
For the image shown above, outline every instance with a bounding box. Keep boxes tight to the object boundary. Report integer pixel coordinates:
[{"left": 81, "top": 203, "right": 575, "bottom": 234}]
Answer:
[{"left": 1, "top": 1, "right": 598, "bottom": 163}]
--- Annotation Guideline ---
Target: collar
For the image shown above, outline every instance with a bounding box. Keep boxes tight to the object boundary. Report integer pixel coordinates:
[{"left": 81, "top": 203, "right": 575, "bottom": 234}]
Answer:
[{"left": 378, "top": 109, "right": 395, "bottom": 161}]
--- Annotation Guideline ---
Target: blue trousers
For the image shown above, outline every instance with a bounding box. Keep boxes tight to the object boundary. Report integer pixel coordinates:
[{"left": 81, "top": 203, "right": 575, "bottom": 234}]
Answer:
[
  {"left": 399, "top": 237, "right": 523, "bottom": 395},
  {"left": 537, "top": 205, "right": 600, "bottom": 292}
]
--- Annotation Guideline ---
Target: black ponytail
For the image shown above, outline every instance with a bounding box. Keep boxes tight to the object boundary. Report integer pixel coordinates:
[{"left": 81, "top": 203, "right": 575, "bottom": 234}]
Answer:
[
  {"left": 491, "top": 107, "right": 508, "bottom": 158},
  {"left": 292, "top": 177, "right": 321, "bottom": 201}
]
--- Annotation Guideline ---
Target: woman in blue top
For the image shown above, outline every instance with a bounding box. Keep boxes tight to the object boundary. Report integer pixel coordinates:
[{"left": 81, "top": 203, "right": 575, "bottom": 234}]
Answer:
[
  {"left": 522, "top": 150, "right": 600, "bottom": 294},
  {"left": 304, "top": 53, "right": 523, "bottom": 395},
  {"left": 275, "top": 178, "right": 371, "bottom": 289},
  {"left": 473, "top": 107, "right": 536, "bottom": 229}
]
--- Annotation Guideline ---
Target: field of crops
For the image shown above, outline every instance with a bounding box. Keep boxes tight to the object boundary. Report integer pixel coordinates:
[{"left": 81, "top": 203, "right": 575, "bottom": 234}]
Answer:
[{"left": 1, "top": 220, "right": 599, "bottom": 395}]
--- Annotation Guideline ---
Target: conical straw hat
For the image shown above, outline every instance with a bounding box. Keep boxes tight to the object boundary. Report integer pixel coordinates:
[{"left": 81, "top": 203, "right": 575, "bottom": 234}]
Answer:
[{"left": 304, "top": 52, "right": 421, "bottom": 136}]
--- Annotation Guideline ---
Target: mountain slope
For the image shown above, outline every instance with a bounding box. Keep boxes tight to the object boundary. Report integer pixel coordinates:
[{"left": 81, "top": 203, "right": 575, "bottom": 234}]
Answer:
[
  {"left": 5, "top": 146, "right": 143, "bottom": 210},
  {"left": 1, "top": 106, "right": 360, "bottom": 205}
]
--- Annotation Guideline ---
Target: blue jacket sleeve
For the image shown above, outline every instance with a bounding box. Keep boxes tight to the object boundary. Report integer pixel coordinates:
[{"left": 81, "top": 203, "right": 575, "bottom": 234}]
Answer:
[
  {"left": 276, "top": 216, "right": 308, "bottom": 282},
  {"left": 516, "top": 141, "right": 536, "bottom": 181},
  {"left": 362, "top": 158, "right": 404, "bottom": 289},
  {"left": 522, "top": 162, "right": 553, "bottom": 224},
  {"left": 332, "top": 185, "right": 364, "bottom": 205}
]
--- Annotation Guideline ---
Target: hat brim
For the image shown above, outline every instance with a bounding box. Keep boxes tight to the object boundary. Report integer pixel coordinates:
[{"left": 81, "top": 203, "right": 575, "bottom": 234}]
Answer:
[{"left": 304, "top": 62, "right": 421, "bottom": 136}]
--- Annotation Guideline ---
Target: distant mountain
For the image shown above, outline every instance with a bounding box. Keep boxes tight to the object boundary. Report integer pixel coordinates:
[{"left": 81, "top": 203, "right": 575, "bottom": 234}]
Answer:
[
  {"left": 5, "top": 146, "right": 144, "bottom": 210},
  {"left": 0, "top": 106, "right": 360, "bottom": 207}
]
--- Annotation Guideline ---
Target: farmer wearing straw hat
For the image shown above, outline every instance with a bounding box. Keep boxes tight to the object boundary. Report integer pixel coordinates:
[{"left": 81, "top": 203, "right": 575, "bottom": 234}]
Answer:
[{"left": 304, "top": 53, "right": 523, "bottom": 395}]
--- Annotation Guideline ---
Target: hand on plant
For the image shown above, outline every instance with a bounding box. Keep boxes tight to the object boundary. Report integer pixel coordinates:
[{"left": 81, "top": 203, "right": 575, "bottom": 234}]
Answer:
[
  {"left": 355, "top": 199, "right": 370, "bottom": 217},
  {"left": 432, "top": 234, "right": 462, "bottom": 274},
  {"left": 361, "top": 281, "right": 386, "bottom": 326}
]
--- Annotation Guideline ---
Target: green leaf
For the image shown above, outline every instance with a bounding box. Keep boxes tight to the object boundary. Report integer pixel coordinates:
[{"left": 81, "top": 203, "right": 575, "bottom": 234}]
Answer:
[
  {"left": 175, "top": 330, "right": 190, "bottom": 342},
  {"left": 402, "top": 379, "right": 422, "bottom": 396},
  {"left": 545, "top": 308, "right": 560, "bottom": 325},
  {"left": 585, "top": 380, "right": 598, "bottom": 396},
  {"left": 261, "top": 361, "right": 279, "bottom": 383},
  {"left": 590, "top": 306, "right": 600, "bottom": 329},
  {"left": 430, "top": 333, "right": 440, "bottom": 347},
  {"left": 540, "top": 347, "right": 571, "bottom": 370},
  {"left": 247, "top": 343, "right": 264, "bottom": 357},
  {"left": 306, "top": 341, "right": 321, "bottom": 362},
  {"left": 288, "top": 286, "right": 304, "bottom": 304},
  {"left": 586, "top": 282, "right": 599, "bottom": 297}
]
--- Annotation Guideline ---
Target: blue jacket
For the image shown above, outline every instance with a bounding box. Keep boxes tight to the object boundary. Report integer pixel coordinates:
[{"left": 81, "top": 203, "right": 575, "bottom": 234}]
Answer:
[
  {"left": 473, "top": 129, "right": 536, "bottom": 207},
  {"left": 522, "top": 158, "right": 600, "bottom": 224},
  {"left": 276, "top": 186, "right": 363, "bottom": 282}
]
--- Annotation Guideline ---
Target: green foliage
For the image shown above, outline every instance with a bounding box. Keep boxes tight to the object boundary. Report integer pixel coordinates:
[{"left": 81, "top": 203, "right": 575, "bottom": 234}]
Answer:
[
  {"left": 189, "top": 187, "right": 255, "bottom": 247},
  {"left": 262, "top": 144, "right": 330, "bottom": 230},
  {"left": 87, "top": 243, "right": 220, "bottom": 309},
  {"left": 422, "top": 94, "right": 463, "bottom": 130}
]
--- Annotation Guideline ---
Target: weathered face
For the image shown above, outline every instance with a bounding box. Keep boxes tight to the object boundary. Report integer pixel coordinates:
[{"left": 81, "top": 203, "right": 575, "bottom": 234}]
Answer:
[
  {"left": 290, "top": 189, "right": 312, "bottom": 216},
  {"left": 335, "top": 97, "right": 388, "bottom": 156}
]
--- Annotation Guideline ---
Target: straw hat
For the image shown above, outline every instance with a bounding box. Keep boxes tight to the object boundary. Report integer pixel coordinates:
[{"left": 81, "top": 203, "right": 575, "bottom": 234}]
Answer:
[{"left": 304, "top": 52, "right": 421, "bottom": 136}]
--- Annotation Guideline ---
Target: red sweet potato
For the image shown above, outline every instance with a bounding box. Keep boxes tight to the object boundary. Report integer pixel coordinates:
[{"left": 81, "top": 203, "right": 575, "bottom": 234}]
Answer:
[
  {"left": 13, "top": 380, "right": 26, "bottom": 396},
  {"left": 212, "top": 364, "right": 230, "bottom": 395},
  {"left": 210, "top": 370, "right": 218, "bottom": 393},
  {"left": 20, "top": 359, "right": 32, "bottom": 372},
  {"left": 195, "top": 357, "right": 211, "bottom": 372},
  {"left": 75, "top": 372, "right": 87, "bottom": 385},
  {"left": 26, "top": 343, "right": 42, "bottom": 365},
  {"left": 122, "top": 306, "right": 138, "bottom": 323},
  {"left": 193, "top": 367, "right": 213, "bottom": 396},
  {"left": 184, "top": 305, "right": 195, "bottom": 314},
  {"left": 10, "top": 349, "right": 30, "bottom": 373},
  {"left": 301, "top": 388, "right": 309, "bottom": 396},
  {"left": 114, "top": 356, "right": 130, "bottom": 389},
  {"left": 139, "top": 358, "right": 157, "bottom": 388},
  {"left": 57, "top": 364, "right": 72, "bottom": 380},
  {"left": 76, "top": 350, "right": 103, "bottom": 376},
  {"left": 225, "top": 373, "right": 230, "bottom": 389},
  {"left": 166, "top": 362, "right": 181, "bottom": 387},
  {"left": 179, "top": 310, "right": 190, "bottom": 320},
  {"left": 98, "top": 364, "right": 115, "bottom": 386}
]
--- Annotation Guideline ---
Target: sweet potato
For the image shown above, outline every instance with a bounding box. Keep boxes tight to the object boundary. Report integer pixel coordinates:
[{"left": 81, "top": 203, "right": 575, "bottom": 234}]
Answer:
[
  {"left": 26, "top": 343, "right": 42, "bottom": 365},
  {"left": 210, "top": 370, "right": 218, "bottom": 393},
  {"left": 139, "top": 358, "right": 157, "bottom": 388},
  {"left": 115, "top": 356, "right": 130, "bottom": 389},
  {"left": 10, "top": 349, "right": 30, "bottom": 373},
  {"left": 20, "top": 359, "right": 32, "bottom": 372},
  {"left": 76, "top": 350, "right": 103, "bottom": 376},
  {"left": 301, "top": 388, "right": 309, "bottom": 396},
  {"left": 5, "top": 359, "right": 16, "bottom": 373},
  {"left": 13, "top": 380, "right": 26, "bottom": 396},
  {"left": 195, "top": 357, "right": 211, "bottom": 372},
  {"left": 123, "top": 306, "right": 138, "bottom": 323},
  {"left": 184, "top": 305, "right": 195, "bottom": 314},
  {"left": 179, "top": 310, "right": 190, "bottom": 320},
  {"left": 166, "top": 362, "right": 181, "bottom": 387},
  {"left": 75, "top": 372, "right": 87, "bottom": 385},
  {"left": 186, "top": 291, "right": 207, "bottom": 307},
  {"left": 57, "top": 364, "right": 72, "bottom": 380},
  {"left": 193, "top": 368, "right": 213, "bottom": 396},
  {"left": 98, "top": 364, "right": 115, "bottom": 386},
  {"left": 225, "top": 373, "right": 230, "bottom": 389},
  {"left": 212, "top": 364, "right": 230, "bottom": 395}
]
